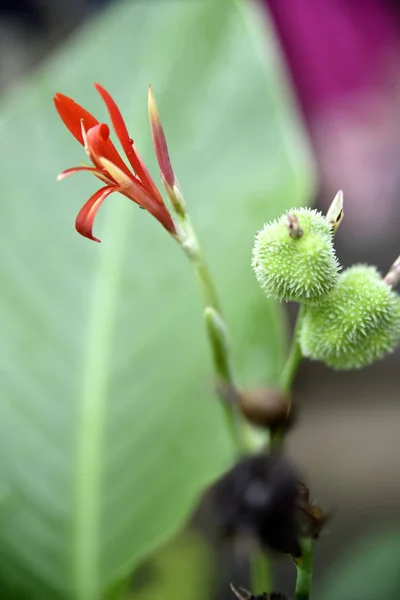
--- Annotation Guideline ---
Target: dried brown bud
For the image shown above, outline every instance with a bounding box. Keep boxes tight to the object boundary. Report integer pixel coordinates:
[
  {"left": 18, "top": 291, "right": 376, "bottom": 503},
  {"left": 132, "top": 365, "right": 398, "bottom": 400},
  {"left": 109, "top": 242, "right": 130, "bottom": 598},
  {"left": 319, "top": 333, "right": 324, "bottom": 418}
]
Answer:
[
  {"left": 296, "top": 483, "right": 328, "bottom": 539},
  {"left": 285, "top": 213, "right": 303, "bottom": 238},
  {"left": 238, "top": 388, "right": 292, "bottom": 430},
  {"left": 230, "top": 584, "right": 289, "bottom": 600},
  {"left": 211, "top": 453, "right": 302, "bottom": 556}
]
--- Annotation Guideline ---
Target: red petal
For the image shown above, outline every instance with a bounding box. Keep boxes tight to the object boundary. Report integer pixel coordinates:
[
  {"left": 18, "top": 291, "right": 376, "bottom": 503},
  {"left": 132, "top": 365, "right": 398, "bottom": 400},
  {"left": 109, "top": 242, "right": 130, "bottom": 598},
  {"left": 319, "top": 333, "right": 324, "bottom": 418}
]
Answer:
[
  {"left": 99, "top": 158, "right": 176, "bottom": 235},
  {"left": 75, "top": 185, "right": 115, "bottom": 242},
  {"left": 137, "top": 192, "right": 176, "bottom": 235},
  {"left": 94, "top": 83, "right": 164, "bottom": 204},
  {"left": 57, "top": 166, "right": 104, "bottom": 180},
  {"left": 121, "top": 180, "right": 176, "bottom": 234},
  {"left": 54, "top": 93, "right": 99, "bottom": 145},
  {"left": 84, "top": 123, "right": 132, "bottom": 178},
  {"left": 148, "top": 86, "right": 175, "bottom": 187}
]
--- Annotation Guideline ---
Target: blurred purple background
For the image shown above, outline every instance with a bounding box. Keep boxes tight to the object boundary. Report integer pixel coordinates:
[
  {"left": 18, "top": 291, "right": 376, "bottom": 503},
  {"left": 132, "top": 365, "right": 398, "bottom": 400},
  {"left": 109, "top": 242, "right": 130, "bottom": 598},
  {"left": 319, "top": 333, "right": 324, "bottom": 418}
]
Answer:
[{"left": 266, "top": 0, "right": 400, "bottom": 246}]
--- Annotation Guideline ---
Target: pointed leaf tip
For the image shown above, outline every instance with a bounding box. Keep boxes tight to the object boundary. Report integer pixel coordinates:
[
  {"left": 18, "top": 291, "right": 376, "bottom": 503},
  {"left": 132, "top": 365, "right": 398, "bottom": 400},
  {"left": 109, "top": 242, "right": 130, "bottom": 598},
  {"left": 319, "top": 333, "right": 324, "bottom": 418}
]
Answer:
[
  {"left": 148, "top": 86, "right": 175, "bottom": 188},
  {"left": 327, "top": 189, "right": 344, "bottom": 232}
]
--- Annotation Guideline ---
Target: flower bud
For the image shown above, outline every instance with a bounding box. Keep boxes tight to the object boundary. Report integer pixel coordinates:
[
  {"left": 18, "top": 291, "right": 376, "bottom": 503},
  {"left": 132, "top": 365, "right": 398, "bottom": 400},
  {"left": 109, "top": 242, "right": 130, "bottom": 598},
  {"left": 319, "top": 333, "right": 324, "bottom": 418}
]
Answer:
[
  {"left": 300, "top": 265, "right": 400, "bottom": 369},
  {"left": 384, "top": 253, "right": 400, "bottom": 288},
  {"left": 238, "top": 388, "right": 291, "bottom": 430},
  {"left": 252, "top": 208, "right": 340, "bottom": 303},
  {"left": 326, "top": 189, "right": 344, "bottom": 233}
]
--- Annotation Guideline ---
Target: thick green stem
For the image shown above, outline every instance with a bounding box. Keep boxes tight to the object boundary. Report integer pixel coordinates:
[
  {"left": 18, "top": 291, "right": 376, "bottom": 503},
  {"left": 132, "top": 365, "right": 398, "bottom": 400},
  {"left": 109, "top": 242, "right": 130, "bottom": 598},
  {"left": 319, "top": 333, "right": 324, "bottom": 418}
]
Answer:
[
  {"left": 280, "top": 305, "right": 305, "bottom": 394},
  {"left": 295, "top": 539, "right": 314, "bottom": 600},
  {"left": 271, "top": 305, "right": 304, "bottom": 448},
  {"left": 281, "top": 310, "right": 314, "bottom": 600}
]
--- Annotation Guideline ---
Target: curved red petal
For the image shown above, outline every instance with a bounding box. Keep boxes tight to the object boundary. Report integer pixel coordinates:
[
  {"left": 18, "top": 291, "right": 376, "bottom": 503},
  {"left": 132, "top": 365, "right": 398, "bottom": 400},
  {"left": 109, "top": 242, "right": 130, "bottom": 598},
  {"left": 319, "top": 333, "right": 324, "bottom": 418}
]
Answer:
[
  {"left": 53, "top": 93, "right": 99, "bottom": 145},
  {"left": 85, "top": 123, "right": 132, "bottom": 178},
  {"left": 94, "top": 83, "right": 164, "bottom": 204},
  {"left": 75, "top": 185, "right": 115, "bottom": 242},
  {"left": 57, "top": 166, "right": 103, "bottom": 180}
]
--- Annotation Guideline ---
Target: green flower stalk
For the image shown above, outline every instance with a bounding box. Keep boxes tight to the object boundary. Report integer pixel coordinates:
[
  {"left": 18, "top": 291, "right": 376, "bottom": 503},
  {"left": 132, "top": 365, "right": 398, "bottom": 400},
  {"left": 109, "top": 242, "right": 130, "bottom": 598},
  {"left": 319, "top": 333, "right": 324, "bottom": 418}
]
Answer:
[
  {"left": 55, "top": 83, "right": 250, "bottom": 455},
  {"left": 300, "top": 265, "right": 400, "bottom": 369},
  {"left": 252, "top": 208, "right": 340, "bottom": 303}
]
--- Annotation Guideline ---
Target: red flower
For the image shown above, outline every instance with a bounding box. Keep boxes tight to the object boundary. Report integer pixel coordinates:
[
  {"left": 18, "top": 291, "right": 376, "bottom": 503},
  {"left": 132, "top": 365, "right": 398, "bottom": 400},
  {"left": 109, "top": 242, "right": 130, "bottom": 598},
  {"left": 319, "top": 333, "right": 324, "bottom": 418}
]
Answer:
[{"left": 54, "top": 84, "right": 176, "bottom": 242}]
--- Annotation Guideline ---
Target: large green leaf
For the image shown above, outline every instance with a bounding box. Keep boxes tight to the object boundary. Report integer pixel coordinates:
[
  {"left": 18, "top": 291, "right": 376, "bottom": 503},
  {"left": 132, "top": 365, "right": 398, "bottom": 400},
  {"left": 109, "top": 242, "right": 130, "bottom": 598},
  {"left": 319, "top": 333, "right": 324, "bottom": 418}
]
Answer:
[
  {"left": 316, "top": 529, "right": 400, "bottom": 600},
  {"left": 133, "top": 529, "right": 213, "bottom": 600},
  {"left": 0, "top": 0, "right": 314, "bottom": 598}
]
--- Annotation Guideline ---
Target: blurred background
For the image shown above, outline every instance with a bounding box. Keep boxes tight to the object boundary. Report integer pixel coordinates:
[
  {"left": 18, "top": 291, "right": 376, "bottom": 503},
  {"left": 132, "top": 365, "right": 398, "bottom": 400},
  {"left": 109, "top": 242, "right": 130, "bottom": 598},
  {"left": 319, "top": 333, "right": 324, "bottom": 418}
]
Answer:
[{"left": 0, "top": 0, "right": 399, "bottom": 599}]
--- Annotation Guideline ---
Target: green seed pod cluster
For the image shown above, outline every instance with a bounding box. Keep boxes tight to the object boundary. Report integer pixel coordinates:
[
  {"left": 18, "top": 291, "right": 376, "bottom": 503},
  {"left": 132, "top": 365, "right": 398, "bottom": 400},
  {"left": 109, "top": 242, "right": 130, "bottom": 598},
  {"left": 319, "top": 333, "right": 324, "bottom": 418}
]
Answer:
[
  {"left": 252, "top": 197, "right": 400, "bottom": 370},
  {"left": 299, "top": 265, "right": 400, "bottom": 369},
  {"left": 252, "top": 208, "right": 340, "bottom": 303}
]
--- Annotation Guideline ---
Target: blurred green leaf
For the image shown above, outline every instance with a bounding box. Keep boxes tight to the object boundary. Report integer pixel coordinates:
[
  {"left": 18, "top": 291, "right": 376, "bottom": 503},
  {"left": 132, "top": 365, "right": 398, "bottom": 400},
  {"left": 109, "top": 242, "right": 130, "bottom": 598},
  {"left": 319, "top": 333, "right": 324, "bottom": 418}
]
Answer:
[
  {"left": 0, "top": 0, "right": 314, "bottom": 598},
  {"left": 317, "top": 529, "right": 400, "bottom": 600},
  {"left": 133, "top": 529, "right": 213, "bottom": 600}
]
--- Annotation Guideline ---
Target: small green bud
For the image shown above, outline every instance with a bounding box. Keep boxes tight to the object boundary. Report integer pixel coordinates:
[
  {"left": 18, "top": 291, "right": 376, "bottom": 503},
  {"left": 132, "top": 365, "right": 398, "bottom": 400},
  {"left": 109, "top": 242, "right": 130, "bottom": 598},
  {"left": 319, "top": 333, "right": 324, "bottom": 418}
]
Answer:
[
  {"left": 300, "top": 265, "right": 400, "bottom": 369},
  {"left": 252, "top": 208, "right": 340, "bottom": 302}
]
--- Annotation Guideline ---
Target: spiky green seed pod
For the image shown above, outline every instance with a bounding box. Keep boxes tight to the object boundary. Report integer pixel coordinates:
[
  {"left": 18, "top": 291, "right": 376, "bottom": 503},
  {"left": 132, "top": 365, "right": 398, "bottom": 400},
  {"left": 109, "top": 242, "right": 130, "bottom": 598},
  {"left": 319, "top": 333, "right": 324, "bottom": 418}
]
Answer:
[
  {"left": 252, "top": 208, "right": 340, "bottom": 303},
  {"left": 299, "top": 265, "right": 400, "bottom": 369}
]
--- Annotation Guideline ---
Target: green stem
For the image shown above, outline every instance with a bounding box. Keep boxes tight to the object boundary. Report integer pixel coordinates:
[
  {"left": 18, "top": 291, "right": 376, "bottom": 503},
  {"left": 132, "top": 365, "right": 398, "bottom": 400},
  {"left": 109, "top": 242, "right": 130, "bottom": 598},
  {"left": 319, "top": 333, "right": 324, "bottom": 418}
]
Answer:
[
  {"left": 251, "top": 550, "right": 272, "bottom": 595},
  {"left": 295, "top": 539, "right": 314, "bottom": 600},
  {"left": 177, "top": 213, "right": 247, "bottom": 456},
  {"left": 279, "top": 310, "right": 314, "bottom": 600},
  {"left": 192, "top": 250, "right": 221, "bottom": 313},
  {"left": 280, "top": 305, "right": 305, "bottom": 394},
  {"left": 174, "top": 207, "right": 272, "bottom": 588},
  {"left": 271, "top": 305, "right": 304, "bottom": 448}
]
